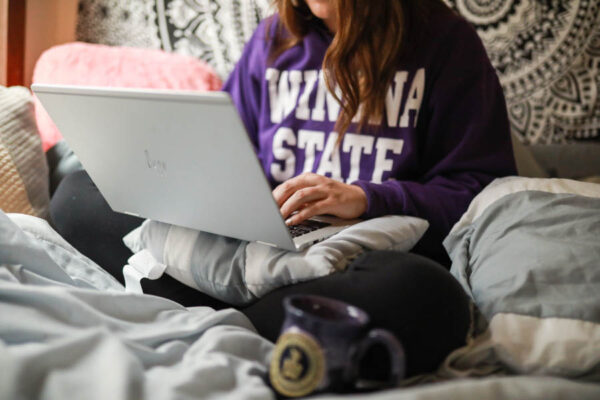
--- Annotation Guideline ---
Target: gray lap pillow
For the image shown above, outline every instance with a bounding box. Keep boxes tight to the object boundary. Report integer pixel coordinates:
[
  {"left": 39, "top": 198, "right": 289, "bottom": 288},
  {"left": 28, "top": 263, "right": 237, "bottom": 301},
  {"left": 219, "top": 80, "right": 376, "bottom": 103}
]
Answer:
[{"left": 123, "top": 215, "right": 429, "bottom": 305}]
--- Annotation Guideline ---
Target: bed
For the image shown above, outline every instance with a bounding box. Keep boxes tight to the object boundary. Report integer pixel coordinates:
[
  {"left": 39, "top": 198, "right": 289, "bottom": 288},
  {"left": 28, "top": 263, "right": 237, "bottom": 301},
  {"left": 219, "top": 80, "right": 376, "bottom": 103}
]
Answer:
[{"left": 2, "top": 176, "right": 600, "bottom": 399}]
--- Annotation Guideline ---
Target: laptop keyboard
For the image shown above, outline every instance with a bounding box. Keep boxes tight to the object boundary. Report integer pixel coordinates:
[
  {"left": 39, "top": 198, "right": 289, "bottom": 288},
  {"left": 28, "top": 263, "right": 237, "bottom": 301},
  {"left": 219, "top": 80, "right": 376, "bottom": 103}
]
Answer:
[{"left": 288, "top": 220, "right": 331, "bottom": 238}]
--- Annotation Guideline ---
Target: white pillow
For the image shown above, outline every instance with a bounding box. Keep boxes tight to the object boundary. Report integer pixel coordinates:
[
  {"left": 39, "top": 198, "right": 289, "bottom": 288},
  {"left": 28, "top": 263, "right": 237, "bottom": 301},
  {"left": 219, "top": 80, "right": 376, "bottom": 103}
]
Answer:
[{"left": 124, "top": 215, "right": 429, "bottom": 305}]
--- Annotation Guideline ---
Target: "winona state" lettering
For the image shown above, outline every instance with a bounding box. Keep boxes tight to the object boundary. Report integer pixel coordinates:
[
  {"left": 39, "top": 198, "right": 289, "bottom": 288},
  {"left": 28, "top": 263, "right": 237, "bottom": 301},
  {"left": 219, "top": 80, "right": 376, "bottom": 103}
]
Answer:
[{"left": 265, "top": 68, "right": 425, "bottom": 128}]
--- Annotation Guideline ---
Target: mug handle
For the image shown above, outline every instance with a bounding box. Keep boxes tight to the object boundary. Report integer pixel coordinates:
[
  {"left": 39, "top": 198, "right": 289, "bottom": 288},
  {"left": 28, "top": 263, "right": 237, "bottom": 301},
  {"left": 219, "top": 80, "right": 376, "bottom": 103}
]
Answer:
[{"left": 346, "top": 329, "right": 406, "bottom": 390}]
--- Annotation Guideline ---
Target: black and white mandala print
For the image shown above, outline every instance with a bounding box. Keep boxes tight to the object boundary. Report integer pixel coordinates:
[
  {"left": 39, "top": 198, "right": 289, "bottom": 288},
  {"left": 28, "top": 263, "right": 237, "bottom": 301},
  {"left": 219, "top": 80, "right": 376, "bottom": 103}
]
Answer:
[
  {"left": 155, "top": 0, "right": 273, "bottom": 80},
  {"left": 445, "top": 0, "right": 600, "bottom": 144},
  {"left": 77, "top": 0, "right": 273, "bottom": 80},
  {"left": 76, "top": 0, "right": 162, "bottom": 49}
]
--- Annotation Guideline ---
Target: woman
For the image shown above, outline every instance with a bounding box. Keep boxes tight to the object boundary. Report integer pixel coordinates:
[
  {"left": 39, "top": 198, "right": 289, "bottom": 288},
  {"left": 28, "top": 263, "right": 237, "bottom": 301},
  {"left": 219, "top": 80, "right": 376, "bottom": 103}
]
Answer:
[{"left": 51, "top": 0, "right": 515, "bottom": 378}]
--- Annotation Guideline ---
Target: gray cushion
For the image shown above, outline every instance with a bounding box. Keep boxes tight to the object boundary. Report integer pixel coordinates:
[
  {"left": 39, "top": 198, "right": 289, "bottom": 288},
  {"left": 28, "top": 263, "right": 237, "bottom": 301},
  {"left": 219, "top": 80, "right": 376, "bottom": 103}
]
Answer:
[
  {"left": 511, "top": 132, "right": 549, "bottom": 178},
  {"left": 528, "top": 143, "right": 600, "bottom": 179}
]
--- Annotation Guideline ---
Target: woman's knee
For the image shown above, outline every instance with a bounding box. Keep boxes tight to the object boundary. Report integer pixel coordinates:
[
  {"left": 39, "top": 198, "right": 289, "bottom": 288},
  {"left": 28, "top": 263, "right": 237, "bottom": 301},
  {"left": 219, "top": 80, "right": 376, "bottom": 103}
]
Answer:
[
  {"left": 348, "top": 250, "right": 470, "bottom": 325},
  {"left": 348, "top": 250, "right": 471, "bottom": 375},
  {"left": 349, "top": 251, "right": 466, "bottom": 300}
]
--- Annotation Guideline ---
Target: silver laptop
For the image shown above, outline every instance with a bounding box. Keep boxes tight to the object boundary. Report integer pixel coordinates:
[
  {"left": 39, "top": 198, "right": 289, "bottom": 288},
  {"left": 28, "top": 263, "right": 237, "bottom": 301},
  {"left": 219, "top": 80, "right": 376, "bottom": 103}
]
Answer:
[{"left": 32, "top": 84, "right": 359, "bottom": 251}]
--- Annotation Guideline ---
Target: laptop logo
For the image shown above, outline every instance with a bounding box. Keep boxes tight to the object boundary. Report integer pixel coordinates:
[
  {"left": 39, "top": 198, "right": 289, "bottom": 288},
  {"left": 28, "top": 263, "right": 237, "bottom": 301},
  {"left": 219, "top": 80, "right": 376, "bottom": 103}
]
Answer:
[{"left": 145, "top": 150, "right": 167, "bottom": 176}]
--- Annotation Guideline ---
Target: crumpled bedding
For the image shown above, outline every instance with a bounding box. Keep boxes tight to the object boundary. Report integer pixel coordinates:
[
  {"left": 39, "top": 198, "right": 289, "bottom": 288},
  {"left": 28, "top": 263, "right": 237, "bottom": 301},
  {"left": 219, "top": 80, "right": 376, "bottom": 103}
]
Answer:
[
  {"left": 1, "top": 209, "right": 599, "bottom": 400},
  {"left": 0, "top": 211, "right": 274, "bottom": 400}
]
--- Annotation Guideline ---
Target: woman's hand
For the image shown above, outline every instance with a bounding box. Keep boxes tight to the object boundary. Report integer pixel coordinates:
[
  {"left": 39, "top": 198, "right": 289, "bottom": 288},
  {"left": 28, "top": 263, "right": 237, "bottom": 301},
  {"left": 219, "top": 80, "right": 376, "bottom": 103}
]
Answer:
[{"left": 272, "top": 172, "right": 368, "bottom": 225}]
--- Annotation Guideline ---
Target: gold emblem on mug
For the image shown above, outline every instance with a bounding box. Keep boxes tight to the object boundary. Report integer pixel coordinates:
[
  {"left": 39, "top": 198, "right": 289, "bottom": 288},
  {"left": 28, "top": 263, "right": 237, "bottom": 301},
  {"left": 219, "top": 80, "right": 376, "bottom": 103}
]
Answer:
[{"left": 270, "top": 331, "right": 325, "bottom": 397}]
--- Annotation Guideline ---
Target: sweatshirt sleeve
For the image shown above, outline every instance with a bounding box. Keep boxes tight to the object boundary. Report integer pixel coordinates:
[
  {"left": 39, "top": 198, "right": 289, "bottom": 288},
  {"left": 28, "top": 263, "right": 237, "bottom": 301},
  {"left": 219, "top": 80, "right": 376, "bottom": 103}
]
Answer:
[
  {"left": 221, "top": 21, "right": 268, "bottom": 151},
  {"left": 352, "top": 18, "right": 517, "bottom": 250}
]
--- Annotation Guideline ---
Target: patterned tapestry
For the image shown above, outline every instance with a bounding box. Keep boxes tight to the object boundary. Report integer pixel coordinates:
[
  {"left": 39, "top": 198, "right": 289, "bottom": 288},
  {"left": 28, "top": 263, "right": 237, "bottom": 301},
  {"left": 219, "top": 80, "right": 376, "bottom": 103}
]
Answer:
[
  {"left": 445, "top": 0, "right": 600, "bottom": 144},
  {"left": 76, "top": 0, "right": 273, "bottom": 80},
  {"left": 76, "top": 0, "right": 600, "bottom": 144}
]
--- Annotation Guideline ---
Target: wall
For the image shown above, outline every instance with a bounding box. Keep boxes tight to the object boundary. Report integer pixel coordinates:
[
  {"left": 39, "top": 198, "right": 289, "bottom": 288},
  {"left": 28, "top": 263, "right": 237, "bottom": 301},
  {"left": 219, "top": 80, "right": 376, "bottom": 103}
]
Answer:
[
  {"left": 0, "top": 0, "right": 7, "bottom": 86},
  {"left": 24, "top": 0, "right": 78, "bottom": 86}
]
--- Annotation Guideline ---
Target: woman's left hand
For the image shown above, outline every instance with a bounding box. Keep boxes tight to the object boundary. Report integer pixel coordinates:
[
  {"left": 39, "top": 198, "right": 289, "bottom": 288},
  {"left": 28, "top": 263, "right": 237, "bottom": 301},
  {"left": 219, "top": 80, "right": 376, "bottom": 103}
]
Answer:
[{"left": 272, "top": 172, "right": 368, "bottom": 225}]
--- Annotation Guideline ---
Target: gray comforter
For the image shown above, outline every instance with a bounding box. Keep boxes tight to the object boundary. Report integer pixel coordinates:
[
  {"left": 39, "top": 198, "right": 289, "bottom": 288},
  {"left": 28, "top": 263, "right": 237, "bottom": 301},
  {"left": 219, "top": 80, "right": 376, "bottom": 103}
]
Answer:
[
  {"left": 0, "top": 211, "right": 274, "bottom": 400},
  {"left": 1, "top": 207, "right": 599, "bottom": 399}
]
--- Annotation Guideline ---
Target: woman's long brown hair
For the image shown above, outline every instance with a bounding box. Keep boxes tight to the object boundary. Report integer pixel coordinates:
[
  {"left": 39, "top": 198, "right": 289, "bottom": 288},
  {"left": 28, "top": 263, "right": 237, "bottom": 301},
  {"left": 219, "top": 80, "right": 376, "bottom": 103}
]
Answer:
[{"left": 270, "top": 0, "right": 432, "bottom": 139}]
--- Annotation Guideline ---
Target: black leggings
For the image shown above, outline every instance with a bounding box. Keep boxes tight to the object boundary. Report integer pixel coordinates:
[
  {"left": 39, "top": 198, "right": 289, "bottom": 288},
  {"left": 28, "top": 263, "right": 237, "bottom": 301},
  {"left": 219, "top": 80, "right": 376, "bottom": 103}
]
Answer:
[{"left": 50, "top": 170, "right": 471, "bottom": 377}]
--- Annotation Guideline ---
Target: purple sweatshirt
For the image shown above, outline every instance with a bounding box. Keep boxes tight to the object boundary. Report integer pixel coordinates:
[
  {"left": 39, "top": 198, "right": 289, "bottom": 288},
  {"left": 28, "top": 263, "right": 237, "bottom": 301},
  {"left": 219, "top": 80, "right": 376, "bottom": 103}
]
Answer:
[{"left": 223, "top": 8, "right": 516, "bottom": 258}]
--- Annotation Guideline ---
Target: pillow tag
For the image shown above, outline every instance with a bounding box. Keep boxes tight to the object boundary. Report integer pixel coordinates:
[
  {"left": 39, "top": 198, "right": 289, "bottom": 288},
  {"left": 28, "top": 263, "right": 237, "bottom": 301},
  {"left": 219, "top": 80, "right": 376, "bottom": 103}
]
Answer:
[{"left": 123, "top": 249, "right": 167, "bottom": 294}]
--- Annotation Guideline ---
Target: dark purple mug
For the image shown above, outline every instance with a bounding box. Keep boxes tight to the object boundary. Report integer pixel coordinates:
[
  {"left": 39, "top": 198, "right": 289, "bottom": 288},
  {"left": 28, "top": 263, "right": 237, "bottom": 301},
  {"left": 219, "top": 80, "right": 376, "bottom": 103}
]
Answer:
[{"left": 269, "top": 294, "right": 405, "bottom": 398}]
